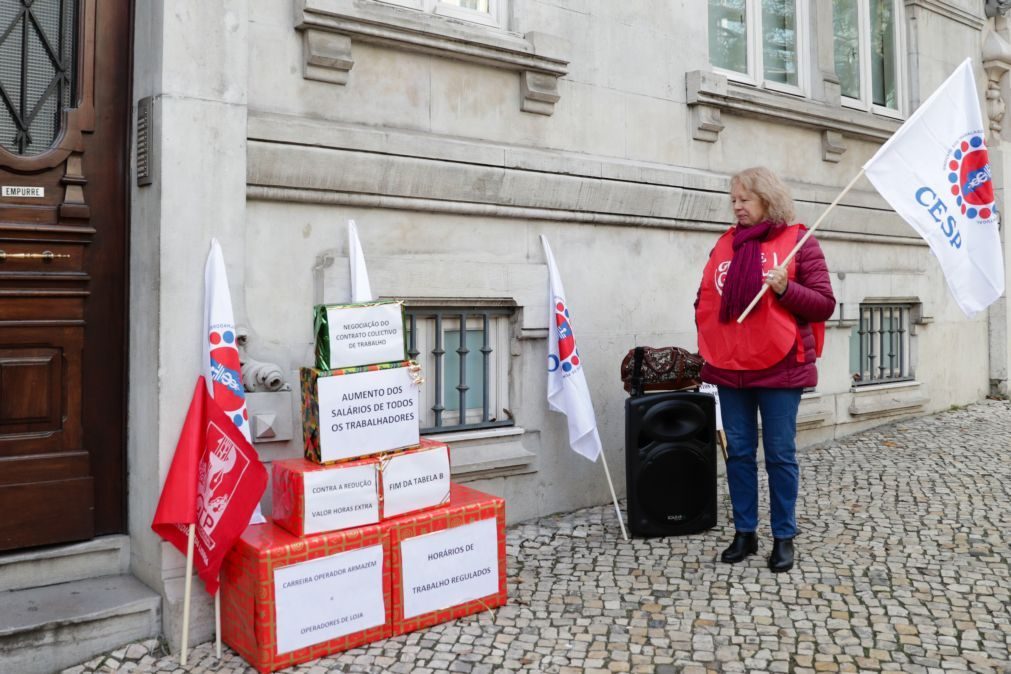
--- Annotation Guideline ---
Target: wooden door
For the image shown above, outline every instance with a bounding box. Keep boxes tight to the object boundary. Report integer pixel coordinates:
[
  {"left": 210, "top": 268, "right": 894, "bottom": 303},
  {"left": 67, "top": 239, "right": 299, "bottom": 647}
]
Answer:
[{"left": 0, "top": 0, "right": 131, "bottom": 551}]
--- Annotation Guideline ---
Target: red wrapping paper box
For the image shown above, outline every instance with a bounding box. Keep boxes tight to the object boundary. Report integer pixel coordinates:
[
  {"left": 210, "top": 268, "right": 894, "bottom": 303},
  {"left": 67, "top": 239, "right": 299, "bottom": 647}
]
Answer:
[
  {"left": 386, "top": 483, "right": 507, "bottom": 636},
  {"left": 221, "top": 522, "right": 391, "bottom": 673},
  {"left": 273, "top": 438, "right": 451, "bottom": 537},
  {"left": 301, "top": 363, "right": 421, "bottom": 465},
  {"left": 272, "top": 456, "right": 379, "bottom": 538}
]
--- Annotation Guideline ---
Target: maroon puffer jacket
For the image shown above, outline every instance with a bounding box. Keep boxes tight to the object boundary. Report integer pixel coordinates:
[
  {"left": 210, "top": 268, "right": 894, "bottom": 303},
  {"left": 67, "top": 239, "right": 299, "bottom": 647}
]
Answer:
[{"left": 695, "top": 225, "right": 836, "bottom": 389}]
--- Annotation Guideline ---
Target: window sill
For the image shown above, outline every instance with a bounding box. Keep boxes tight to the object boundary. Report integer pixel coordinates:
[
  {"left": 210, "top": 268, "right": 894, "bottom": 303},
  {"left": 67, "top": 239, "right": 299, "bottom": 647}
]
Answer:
[
  {"left": 427, "top": 425, "right": 537, "bottom": 481},
  {"left": 686, "top": 70, "right": 903, "bottom": 161},
  {"left": 295, "top": 0, "right": 569, "bottom": 115},
  {"left": 848, "top": 381, "right": 928, "bottom": 419}
]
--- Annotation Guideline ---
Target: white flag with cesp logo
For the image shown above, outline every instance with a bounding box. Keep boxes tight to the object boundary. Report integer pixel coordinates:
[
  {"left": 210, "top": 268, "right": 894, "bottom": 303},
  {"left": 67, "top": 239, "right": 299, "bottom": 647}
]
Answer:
[
  {"left": 204, "top": 239, "right": 266, "bottom": 524},
  {"left": 541, "top": 235, "right": 602, "bottom": 462},
  {"left": 348, "top": 220, "right": 374, "bottom": 303},
  {"left": 863, "top": 58, "right": 1004, "bottom": 317}
]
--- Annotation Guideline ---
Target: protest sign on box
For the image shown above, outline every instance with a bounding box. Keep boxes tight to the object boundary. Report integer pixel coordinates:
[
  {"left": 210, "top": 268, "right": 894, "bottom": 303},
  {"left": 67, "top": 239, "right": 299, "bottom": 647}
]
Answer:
[
  {"left": 273, "top": 439, "right": 450, "bottom": 536},
  {"left": 272, "top": 458, "right": 380, "bottom": 537},
  {"left": 387, "top": 483, "right": 507, "bottom": 636},
  {"left": 314, "top": 300, "right": 407, "bottom": 370},
  {"left": 301, "top": 362, "right": 421, "bottom": 464},
  {"left": 220, "top": 522, "right": 391, "bottom": 673},
  {"left": 380, "top": 439, "right": 451, "bottom": 519},
  {"left": 273, "top": 545, "right": 386, "bottom": 654}
]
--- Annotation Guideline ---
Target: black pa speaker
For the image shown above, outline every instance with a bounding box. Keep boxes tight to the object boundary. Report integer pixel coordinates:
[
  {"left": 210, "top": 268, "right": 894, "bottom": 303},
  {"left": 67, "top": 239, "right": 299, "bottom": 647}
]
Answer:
[{"left": 625, "top": 391, "right": 717, "bottom": 537}]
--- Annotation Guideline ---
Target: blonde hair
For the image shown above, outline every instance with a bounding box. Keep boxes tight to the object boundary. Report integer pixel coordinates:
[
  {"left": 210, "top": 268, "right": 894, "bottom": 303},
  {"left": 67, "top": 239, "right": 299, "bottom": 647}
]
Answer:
[{"left": 730, "top": 167, "right": 795, "bottom": 225}]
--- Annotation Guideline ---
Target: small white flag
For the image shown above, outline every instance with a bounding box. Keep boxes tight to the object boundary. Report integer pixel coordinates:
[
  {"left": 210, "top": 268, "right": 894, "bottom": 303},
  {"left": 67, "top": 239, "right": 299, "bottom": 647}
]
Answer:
[
  {"left": 863, "top": 58, "right": 1004, "bottom": 317},
  {"left": 541, "top": 236, "right": 602, "bottom": 462},
  {"left": 349, "top": 220, "right": 373, "bottom": 303},
  {"left": 204, "top": 239, "right": 266, "bottom": 524}
]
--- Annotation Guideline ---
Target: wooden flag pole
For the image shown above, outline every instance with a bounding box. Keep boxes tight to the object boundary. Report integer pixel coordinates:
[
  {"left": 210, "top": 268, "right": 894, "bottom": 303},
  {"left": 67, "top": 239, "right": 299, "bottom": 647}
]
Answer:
[
  {"left": 737, "top": 169, "right": 866, "bottom": 323},
  {"left": 215, "top": 588, "right": 222, "bottom": 658},
  {"left": 180, "top": 524, "right": 196, "bottom": 666},
  {"left": 599, "top": 451, "right": 630, "bottom": 541}
]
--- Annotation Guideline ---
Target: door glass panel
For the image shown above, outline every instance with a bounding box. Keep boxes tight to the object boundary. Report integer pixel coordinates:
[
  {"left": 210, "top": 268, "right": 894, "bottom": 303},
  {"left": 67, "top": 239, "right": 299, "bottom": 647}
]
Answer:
[{"left": 0, "top": 0, "right": 78, "bottom": 156}]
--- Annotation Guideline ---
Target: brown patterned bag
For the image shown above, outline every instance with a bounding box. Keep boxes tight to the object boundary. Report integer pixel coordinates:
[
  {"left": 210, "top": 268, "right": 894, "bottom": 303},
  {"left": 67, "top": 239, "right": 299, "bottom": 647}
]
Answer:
[{"left": 620, "top": 346, "right": 704, "bottom": 395}]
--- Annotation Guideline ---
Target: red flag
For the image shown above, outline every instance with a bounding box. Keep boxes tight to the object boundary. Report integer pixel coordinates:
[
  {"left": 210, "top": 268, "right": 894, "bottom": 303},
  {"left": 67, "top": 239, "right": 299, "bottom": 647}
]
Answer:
[{"left": 152, "top": 377, "right": 268, "bottom": 595}]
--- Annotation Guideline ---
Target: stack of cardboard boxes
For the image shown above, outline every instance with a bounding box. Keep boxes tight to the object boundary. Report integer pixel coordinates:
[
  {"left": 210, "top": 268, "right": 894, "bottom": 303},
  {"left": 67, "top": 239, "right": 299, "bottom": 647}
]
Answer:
[{"left": 220, "top": 301, "right": 507, "bottom": 673}]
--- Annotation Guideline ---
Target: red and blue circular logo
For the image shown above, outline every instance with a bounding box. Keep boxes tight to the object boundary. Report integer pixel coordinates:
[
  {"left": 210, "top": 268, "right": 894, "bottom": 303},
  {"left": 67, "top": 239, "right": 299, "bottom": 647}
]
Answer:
[
  {"left": 208, "top": 329, "right": 246, "bottom": 427},
  {"left": 947, "top": 134, "right": 996, "bottom": 221},
  {"left": 550, "top": 297, "right": 580, "bottom": 373}
]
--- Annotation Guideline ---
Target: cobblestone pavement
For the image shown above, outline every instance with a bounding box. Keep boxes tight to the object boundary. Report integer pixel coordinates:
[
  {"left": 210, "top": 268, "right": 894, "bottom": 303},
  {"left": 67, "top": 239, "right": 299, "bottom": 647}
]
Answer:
[{"left": 65, "top": 401, "right": 1011, "bottom": 673}]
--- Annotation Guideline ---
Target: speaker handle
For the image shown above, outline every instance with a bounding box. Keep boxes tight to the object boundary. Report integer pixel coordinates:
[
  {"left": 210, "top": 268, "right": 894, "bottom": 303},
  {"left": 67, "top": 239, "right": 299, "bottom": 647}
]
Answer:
[{"left": 631, "top": 346, "right": 645, "bottom": 397}]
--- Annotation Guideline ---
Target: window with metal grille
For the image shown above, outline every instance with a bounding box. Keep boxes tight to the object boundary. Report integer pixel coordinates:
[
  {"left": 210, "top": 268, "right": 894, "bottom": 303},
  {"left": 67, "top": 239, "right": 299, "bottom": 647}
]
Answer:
[
  {"left": 403, "top": 300, "right": 515, "bottom": 434},
  {"left": 0, "top": 0, "right": 78, "bottom": 156},
  {"left": 849, "top": 302, "right": 913, "bottom": 385}
]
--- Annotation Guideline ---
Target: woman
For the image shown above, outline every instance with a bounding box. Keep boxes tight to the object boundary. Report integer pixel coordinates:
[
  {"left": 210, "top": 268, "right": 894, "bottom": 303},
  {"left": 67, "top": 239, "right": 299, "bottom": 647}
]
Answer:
[{"left": 695, "top": 167, "right": 835, "bottom": 573}]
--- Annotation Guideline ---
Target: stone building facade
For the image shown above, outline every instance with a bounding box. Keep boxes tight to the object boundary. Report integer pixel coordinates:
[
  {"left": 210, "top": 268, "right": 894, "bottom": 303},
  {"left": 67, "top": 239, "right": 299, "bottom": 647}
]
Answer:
[
  {"left": 122, "top": 0, "right": 1011, "bottom": 649},
  {"left": 128, "top": 0, "right": 1011, "bottom": 646}
]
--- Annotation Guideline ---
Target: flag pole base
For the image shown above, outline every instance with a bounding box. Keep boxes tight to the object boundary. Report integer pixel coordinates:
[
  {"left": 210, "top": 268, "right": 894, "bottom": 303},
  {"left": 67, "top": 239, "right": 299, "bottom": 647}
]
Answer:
[
  {"left": 215, "top": 586, "right": 222, "bottom": 659},
  {"left": 180, "top": 524, "right": 195, "bottom": 667},
  {"left": 599, "top": 451, "right": 629, "bottom": 541}
]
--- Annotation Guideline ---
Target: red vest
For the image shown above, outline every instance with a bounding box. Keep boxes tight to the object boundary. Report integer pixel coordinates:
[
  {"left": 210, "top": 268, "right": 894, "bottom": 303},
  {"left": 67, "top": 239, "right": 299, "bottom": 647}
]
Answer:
[{"left": 697, "top": 225, "right": 822, "bottom": 371}]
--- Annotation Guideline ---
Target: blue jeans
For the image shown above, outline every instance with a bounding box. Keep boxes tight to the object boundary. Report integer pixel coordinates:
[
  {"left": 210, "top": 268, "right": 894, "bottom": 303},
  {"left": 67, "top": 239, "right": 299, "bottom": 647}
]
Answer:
[{"left": 717, "top": 387, "right": 802, "bottom": 539}]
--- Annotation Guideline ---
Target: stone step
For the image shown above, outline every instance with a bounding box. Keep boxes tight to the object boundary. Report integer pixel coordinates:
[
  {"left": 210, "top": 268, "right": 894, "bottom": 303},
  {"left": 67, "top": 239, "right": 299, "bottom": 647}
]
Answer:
[
  {"left": 0, "top": 574, "right": 161, "bottom": 674},
  {"left": 0, "top": 535, "right": 130, "bottom": 592}
]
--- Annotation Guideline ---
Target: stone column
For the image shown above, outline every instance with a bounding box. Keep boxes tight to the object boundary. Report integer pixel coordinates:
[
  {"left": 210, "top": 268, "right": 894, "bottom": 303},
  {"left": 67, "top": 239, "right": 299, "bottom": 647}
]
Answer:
[
  {"left": 129, "top": 0, "right": 250, "bottom": 650},
  {"left": 984, "top": 23, "right": 1011, "bottom": 396}
]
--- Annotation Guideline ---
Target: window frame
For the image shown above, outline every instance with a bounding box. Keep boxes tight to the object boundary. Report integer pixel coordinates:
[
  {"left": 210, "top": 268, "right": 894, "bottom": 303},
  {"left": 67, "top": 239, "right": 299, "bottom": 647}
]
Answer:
[
  {"left": 375, "top": 0, "right": 507, "bottom": 30},
  {"left": 850, "top": 301, "right": 915, "bottom": 387},
  {"left": 709, "top": 0, "right": 809, "bottom": 99},
  {"left": 836, "top": 0, "right": 905, "bottom": 118},
  {"left": 401, "top": 300, "right": 516, "bottom": 435}
]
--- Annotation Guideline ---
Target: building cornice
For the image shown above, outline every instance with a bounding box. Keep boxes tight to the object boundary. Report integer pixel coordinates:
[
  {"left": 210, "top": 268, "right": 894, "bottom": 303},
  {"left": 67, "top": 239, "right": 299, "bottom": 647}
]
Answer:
[
  {"left": 246, "top": 113, "right": 924, "bottom": 245},
  {"left": 686, "top": 70, "right": 903, "bottom": 157},
  {"left": 904, "top": 0, "right": 986, "bottom": 30},
  {"left": 294, "top": 0, "right": 569, "bottom": 115}
]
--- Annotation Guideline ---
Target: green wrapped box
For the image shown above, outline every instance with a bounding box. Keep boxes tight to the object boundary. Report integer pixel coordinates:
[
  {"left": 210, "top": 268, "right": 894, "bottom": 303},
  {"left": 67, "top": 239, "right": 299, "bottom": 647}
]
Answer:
[
  {"left": 314, "top": 300, "right": 408, "bottom": 371},
  {"left": 301, "top": 362, "right": 422, "bottom": 464}
]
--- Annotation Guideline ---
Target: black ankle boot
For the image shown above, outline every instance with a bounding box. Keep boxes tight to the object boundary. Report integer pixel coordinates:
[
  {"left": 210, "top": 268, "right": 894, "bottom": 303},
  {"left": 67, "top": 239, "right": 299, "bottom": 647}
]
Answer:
[
  {"left": 720, "top": 531, "right": 758, "bottom": 563},
  {"left": 768, "top": 537, "right": 794, "bottom": 573}
]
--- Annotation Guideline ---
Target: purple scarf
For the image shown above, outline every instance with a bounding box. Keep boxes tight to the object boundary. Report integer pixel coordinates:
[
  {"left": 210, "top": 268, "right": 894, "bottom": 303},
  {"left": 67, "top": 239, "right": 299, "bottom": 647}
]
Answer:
[{"left": 719, "top": 221, "right": 775, "bottom": 323}]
